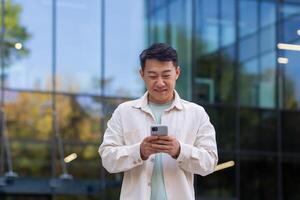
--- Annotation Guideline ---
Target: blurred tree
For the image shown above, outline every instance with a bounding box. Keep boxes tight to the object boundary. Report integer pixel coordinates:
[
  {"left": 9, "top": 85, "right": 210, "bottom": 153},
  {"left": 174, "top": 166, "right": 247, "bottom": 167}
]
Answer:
[
  {"left": 5, "top": 92, "right": 102, "bottom": 177},
  {"left": 0, "top": 0, "right": 31, "bottom": 68}
]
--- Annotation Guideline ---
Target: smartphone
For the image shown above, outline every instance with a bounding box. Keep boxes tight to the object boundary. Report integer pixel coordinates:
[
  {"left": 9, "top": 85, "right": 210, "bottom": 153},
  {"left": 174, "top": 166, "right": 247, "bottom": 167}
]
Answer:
[{"left": 150, "top": 125, "right": 168, "bottom": 136}]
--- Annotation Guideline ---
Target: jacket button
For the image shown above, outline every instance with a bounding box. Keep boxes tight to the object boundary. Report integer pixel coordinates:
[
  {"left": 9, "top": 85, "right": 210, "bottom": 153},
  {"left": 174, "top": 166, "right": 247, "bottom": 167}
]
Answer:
[{"left": 150, "top": 158, "right": 155, "bottom": 162}]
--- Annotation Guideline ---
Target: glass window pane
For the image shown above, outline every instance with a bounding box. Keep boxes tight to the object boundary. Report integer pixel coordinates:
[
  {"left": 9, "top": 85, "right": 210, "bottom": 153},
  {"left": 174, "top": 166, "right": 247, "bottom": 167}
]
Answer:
[
  {"left": 282, "top": 2, "right": 300, "bottom": 19},
  {"left": 5, "top": 91, "right": 52, "bottom": 177},
  {"left": 221, "top": 0, "right": 236, "bottom": 47},
  {"left": 206, "top": 106, "right": 235, "bottom": 151},
  {"left": 260, "top": 1, "right": 276, "bottom": 27},
  {"left": 239, "top": 0, "right": 258, "bottom": 38},
  {"left": 56, "top": 0, "right": 101, "bottom": 94},
  {"left": 260, "top": 25, "right": 275, "bottom": 53},
  {"left": 64, "top": 144, "right": 100, "bottom": 179},
  {"left": 239, "top": 35, "right": 258, "bottom": 62},
  {"left": 219, "top": 48, "right": 235, "bottom": 103},
  {"left": 282, "top": 157, "right": 300, "bottom": 200},
  {"left": 240, "top": 109, "right": 277, "bottom": 151},
  {"left": 194, "top": 53, "right": 218, "bottom": 104},
  {"left": 195, "top": 154, "right": 236, "bottom": 199},
  {"left": 12, "top": 140, "right": 51, "bottom": 178},
  {"left": 283, "top": 15, "right": 300, "bottom": 43},
  {"left": 5, "top": 0, "right": 52, "bottom": 91},
  {"left": 240, "top": 59, "right": 259, "bottom": 107},
  {"left": 260, "top": 52, "right": 276, "bottom": 108},
  {"left": 240, "top": 155, "right": 278, "bottom": 200},
  {"left": 283, "top": 47, "right": 300, "bottom": 109},
  {"left": 169, "top": 0, "right": 192, "bottom": 99},
  {"left": 56, "top": 94, "right": 101, "bottom": 142},
  {"left": 196, "top": 0, "right": 219, "bottom": 55},
  {"left": 105, "top": 0, "right": 145, "bottom": 98},
  {"left": 282, "top": 111, "right": 300, "bottom": 153}
]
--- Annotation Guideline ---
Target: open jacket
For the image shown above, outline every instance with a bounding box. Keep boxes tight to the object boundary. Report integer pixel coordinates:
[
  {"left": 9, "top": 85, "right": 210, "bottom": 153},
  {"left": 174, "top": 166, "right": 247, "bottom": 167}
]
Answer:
[{"left": 99, "top": 91, "right": 218, "bottom": 200}]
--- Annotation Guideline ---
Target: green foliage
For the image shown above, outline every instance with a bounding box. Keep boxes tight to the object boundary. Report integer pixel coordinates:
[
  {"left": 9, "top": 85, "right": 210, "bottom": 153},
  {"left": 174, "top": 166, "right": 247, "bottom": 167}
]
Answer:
[{"left": 0, "top": 0, "right": 31, "bottom": 67}]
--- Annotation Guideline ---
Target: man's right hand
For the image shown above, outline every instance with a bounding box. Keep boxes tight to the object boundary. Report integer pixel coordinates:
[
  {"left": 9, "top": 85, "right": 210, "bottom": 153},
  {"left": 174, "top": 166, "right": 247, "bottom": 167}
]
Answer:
[{"left": 140, "top": 136, "right": 159, "bottom": 160}]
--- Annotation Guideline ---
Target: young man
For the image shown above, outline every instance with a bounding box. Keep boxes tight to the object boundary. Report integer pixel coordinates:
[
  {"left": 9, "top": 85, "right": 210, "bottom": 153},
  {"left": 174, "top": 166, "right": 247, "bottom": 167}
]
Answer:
[{"left": 99, "top": 43, "right": 218, "bottom": 200}]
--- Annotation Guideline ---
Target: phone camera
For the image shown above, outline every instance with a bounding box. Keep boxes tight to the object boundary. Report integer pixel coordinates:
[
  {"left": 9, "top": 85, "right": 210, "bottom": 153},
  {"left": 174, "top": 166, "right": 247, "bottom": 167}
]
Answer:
[{"left": 151, "top": 127, "right": 158, "bottom": 132}]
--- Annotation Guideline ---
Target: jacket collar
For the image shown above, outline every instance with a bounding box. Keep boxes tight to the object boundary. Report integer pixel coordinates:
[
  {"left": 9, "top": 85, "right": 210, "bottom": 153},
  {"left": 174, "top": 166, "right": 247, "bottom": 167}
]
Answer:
[{"left": 132, "top": 90, "right": 184, "bottom": 112}]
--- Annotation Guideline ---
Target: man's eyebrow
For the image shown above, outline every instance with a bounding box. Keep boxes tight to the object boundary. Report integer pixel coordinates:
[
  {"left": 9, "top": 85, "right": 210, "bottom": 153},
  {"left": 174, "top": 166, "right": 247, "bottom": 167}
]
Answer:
[
  {"left": 162, "top": 70, "right": 172, "bottom": 73},
  {"left": 146, "top": 70, "right": 172, "bottom": 74},
  {"left": 146, "top": 71, "right": 158, "bottom": 74}
]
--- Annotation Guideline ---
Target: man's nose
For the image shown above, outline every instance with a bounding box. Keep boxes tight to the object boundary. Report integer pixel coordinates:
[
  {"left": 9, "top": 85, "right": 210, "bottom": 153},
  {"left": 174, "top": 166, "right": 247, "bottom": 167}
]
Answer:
[{"left": 156, "top": 77, "right": 165, "bottom": 87}]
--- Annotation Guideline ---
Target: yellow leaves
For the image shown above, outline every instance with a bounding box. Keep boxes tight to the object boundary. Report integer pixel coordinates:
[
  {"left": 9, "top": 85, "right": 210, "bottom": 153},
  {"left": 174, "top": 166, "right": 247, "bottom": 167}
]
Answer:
[{"left": 5, "top": 92, "right": 101, "bottom": 142}]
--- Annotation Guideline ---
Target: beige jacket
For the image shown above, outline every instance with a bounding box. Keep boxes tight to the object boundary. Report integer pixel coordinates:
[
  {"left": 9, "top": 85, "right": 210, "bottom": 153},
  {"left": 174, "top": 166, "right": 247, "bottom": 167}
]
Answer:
[{"left": 99, "top": 91, "right": 218, "bottom": 200}]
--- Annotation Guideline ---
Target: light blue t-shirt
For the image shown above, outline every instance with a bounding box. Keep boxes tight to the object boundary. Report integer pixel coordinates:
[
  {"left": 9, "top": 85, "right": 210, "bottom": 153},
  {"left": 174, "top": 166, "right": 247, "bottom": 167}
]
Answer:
[{"left": 149, "top": 100, "right": 173, "bottom": 200}]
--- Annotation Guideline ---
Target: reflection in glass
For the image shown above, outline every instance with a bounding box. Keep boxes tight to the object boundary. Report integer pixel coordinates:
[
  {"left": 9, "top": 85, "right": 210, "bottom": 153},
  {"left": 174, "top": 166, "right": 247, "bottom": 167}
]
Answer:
[
  {"left": 11, "top": 141, "right": 51, "bottom": 178},
  {"left": 282, "top": 157, "right": 300, "bottom": 200},
  {"left": 64, "top": 144, "right": 101, "bottom": 179},
  {"left": 6, "top": 0, "right": 52, "bottom": 91},
  {"left": 240, "top": 109, "right": 277, "bottom": 151},
  {"left": 5, "top": 91, "right": 52, "bottom": 177},
  {"left": 239, "top": 0, "right": 258, "bottom": 38},
  {"left": 240, "top": 156, "right": 278, "bottom": 200},
  {"left": 260, "top": 25, "right": 275, "bottom": 53},
  {"left": 282, "top": 111, "right": 300, "bottom": 153},
  {"left": 239, "top": 35, "right": 258, "bottom": 62},
  {"left": 240, "top": 59, "right": 259, "bottom": 107},
  {"left": 5, "top": 91, "right": 52, "bottom": 140},
  {"left": 220, "top": 0, "right": 235, "bottom": 47},
  {"left": 56, "top": 0, "right": 101, "bottom": 94},
  {"left": 283, "top": 15, "right": 300, "bottom": 44},
  {"left": 260, "top": 52, "right": 276, "bottom": 108},
  {"left": 261, "top": 1, "right": 276, "bottom": 27},
  {"left": 196, "top": 0, "right": 219, "bottom": 54},
  {"left": 105, "top": 0, "right": 145, "bottom": 97},
  {"left": 206, "top": 106, "right": 235, "bottom": 151},
  {"left": 169, "top": 0, "right": 192, "bottom": 99},
  {"left": 196, "top": 155, "right": 235, "bottom": 198},
  {"left": 283, "top": 49, "right": 300, "bottom": 109},
  {"left": 282, "top": 2, "right": 300, "bottom": 19},
  {"left": 219, "top": 48, "right": 235, "bottom": 103},
  {"left": 55, "top": 95, "right": 101, "bottom": 142}
]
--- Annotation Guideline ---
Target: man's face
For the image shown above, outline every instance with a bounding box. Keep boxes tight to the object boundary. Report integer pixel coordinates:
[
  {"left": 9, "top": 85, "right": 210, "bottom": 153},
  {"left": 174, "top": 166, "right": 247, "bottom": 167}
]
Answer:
[{"left": 140, "top": 59, "right": 180, "bottom": 104}]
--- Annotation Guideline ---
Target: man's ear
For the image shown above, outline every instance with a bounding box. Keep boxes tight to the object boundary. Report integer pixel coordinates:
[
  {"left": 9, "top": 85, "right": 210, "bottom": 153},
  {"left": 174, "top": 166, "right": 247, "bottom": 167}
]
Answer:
[
  {"left": 175, "top": 66, "right": 181, "bottom": 80},
  {"left": 139, "top": 69, "right": 144, "bottom": 79}
]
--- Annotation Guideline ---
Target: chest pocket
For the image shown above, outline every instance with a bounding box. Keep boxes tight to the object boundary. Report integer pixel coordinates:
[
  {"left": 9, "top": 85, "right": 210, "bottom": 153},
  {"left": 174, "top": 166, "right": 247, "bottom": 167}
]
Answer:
[{"left": 123, "top": 129, "right": 142, "bottom": 145}]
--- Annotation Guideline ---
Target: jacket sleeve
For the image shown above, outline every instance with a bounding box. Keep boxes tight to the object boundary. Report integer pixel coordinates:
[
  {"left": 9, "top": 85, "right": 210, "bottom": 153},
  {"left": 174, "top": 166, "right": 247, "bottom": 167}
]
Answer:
[
  {"left": 176, "top": 109, "right": 218, "bottom": 176},
  {"left": 98, "top": 106, "right": 144, "bottom": 173}
]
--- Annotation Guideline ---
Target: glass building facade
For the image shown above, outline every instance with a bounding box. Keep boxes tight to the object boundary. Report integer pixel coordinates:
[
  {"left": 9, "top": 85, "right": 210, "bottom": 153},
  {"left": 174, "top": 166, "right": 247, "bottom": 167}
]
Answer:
[
  {"left": 0, "top": 0, "right": 300, "bottom": 199},
  {"left": 148, "top": 0, "right": 300, "bottom": 199}
]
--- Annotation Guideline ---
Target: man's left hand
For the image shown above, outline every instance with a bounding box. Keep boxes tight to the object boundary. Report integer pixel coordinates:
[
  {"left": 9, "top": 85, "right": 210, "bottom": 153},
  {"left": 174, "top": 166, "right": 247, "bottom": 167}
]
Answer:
[{"left": 150, "top": 136, "right": 180, "bottom": 159}]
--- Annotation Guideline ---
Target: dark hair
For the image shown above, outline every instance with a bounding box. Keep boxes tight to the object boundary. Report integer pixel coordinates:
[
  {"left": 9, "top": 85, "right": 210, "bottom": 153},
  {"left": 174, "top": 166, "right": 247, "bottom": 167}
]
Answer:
[{"left": 139, "top": 43, "right": 178, "bottom": 69}]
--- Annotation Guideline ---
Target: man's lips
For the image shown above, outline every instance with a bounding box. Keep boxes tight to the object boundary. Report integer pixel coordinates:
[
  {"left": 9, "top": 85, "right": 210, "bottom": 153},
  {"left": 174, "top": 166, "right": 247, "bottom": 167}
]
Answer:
[{"left": 154, "top": 89, "right": 167, "bottom": 92}]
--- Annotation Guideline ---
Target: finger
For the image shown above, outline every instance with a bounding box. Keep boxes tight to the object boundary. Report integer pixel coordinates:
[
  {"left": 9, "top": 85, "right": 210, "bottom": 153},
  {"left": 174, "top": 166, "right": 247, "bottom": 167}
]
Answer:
[
  {"left": 146, "top": 146, "right": 159, "bottom": 152},
  {"left": 157, "top": 136, "right": 174, "bottom": 141},
  {"left": 152, "top": 140, "right": 172, "bottom": 145},
  {"left": 151, "top": 144, "right": 171, "bottom": 151},
  {"left": 145, "top": 136, "right": 159, "bottom": 142}
]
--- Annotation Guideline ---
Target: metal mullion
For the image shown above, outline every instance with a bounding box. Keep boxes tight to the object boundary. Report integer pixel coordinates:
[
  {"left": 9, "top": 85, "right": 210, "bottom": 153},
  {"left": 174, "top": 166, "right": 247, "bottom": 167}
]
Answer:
[
  {"left": 235, "top": 0, "right": 241, "bottom": 199},
  {"left": 191, "top": 0, "right": 196, "bottom": 102},
  {"left": 51, "top": 0, "right": 57, "bottom": 182},
  {"left": 275, "top": 1, "right": 283, "bottom": 199},
  {"left": 100, "top": 0, "right": 107, "bottom": 199},
  {"left": 257, "top": 0, "right": 262, "bottom": 107},
  {"left": 0, "top": 0, "right": 5, "bottom": 176}
]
